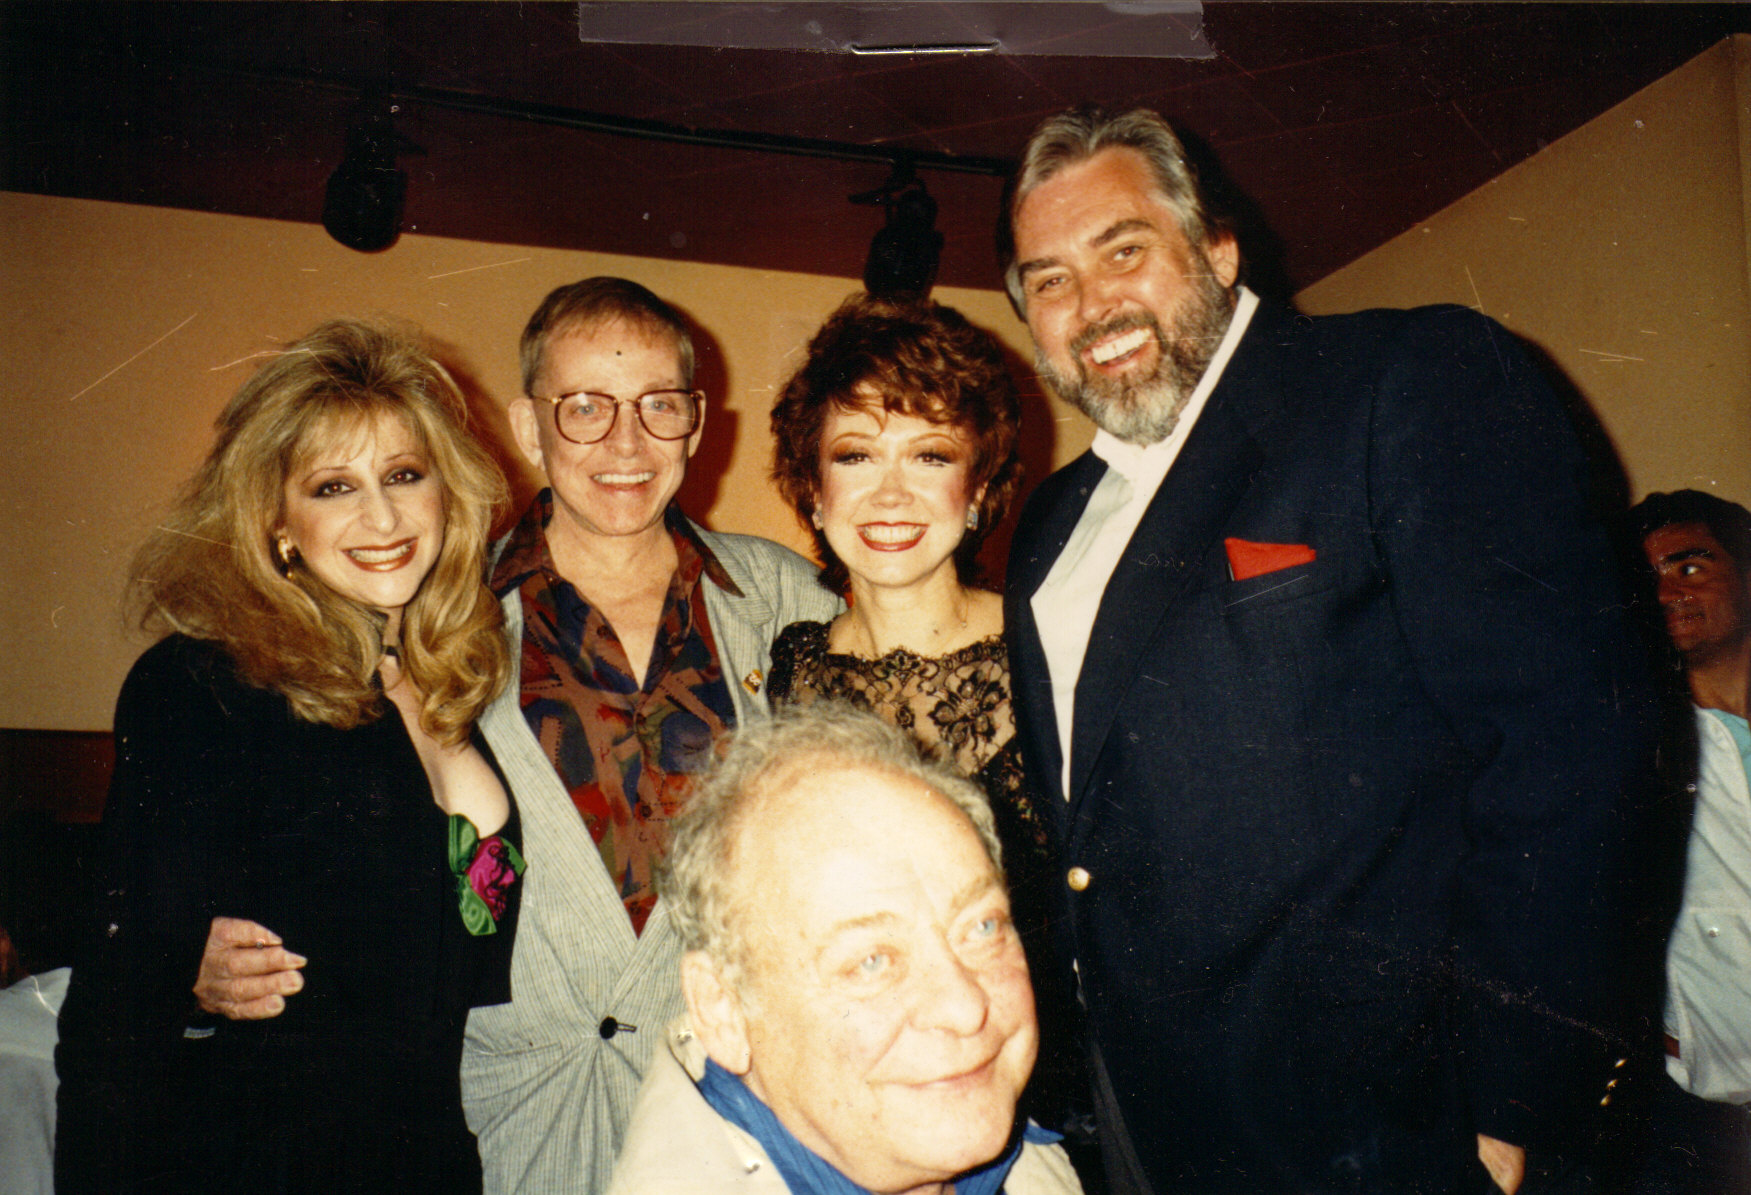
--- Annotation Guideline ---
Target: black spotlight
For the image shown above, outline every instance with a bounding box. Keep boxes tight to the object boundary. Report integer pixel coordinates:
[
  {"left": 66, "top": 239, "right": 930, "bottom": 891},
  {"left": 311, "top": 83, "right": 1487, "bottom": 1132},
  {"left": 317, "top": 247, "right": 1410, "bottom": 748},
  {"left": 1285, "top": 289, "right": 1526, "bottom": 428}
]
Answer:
[
  {"left": 323, "top": 93, "right": 416, "bottom": 253},
  {"left": 853, "top": 160, "right": 942, "bottom": 300}
]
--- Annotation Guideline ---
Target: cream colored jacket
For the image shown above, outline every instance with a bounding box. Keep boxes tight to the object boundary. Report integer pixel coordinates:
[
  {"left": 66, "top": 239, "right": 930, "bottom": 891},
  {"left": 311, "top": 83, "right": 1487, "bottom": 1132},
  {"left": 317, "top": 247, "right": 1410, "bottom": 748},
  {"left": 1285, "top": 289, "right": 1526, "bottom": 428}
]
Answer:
[{"left": 607, "top": 1022, "right": 1086, "bottom": 1195}]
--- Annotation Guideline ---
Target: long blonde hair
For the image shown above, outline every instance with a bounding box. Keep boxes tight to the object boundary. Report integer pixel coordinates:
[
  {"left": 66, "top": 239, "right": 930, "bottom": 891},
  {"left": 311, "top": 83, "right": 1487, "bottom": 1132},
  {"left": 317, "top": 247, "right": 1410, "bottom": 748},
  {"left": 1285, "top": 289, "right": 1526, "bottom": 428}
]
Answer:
[{"left": 129, "top": 319, "right": 509, "bottom": 746}]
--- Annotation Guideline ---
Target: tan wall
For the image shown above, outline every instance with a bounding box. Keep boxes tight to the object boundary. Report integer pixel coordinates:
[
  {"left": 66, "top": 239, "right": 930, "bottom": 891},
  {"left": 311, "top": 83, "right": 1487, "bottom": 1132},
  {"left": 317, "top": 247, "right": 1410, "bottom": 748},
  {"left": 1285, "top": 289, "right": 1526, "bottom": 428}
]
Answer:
[
  {"left": 1299, "top": 36, "right": 1751, "bottom": 510},
  {"left": 1, "top": 192, "right": 1085, "bottom": 730}
]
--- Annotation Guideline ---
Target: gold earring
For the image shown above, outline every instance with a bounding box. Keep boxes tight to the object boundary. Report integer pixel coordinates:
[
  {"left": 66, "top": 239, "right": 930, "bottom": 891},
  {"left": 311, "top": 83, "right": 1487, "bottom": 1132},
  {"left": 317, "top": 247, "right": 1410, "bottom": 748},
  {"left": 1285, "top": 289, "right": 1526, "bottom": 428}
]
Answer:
[{"left": 275, "top": 535, "right": 297, "bottom": 575}]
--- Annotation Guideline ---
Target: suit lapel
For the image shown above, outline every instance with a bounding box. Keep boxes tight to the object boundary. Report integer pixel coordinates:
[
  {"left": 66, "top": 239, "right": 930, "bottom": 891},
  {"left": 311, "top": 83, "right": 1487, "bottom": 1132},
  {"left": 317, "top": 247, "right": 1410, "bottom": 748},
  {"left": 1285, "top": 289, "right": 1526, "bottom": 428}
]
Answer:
[
  {"left": 1008, "top": 452, "right": 1106, "bottom": 809},
  {"left": 690, "top": 524, "right": 778, "bottom": 725},
  {"left": 1013, "top": 452, "right": 1107, "bottom": 601},
  {"left": 1068, "top": 352, "right": 1279, "bottom": 806}
]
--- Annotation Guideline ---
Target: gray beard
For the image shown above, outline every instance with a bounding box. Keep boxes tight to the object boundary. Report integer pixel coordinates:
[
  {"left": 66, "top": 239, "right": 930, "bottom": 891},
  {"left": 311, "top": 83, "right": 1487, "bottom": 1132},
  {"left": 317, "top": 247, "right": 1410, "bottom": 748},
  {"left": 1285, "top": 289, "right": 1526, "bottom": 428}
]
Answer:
[{"left": 1037, "top": 267, "right": 1237, "bottom": 446}]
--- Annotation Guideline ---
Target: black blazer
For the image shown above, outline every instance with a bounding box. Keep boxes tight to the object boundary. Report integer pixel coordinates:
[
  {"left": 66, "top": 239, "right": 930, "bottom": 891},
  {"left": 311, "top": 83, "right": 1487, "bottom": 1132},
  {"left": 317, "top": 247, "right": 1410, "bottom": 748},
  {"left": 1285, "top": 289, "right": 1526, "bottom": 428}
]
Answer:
[
  {"left": 55, "top": 635, "right": 520, "bottom": 1193},
  {"left": 1006, "top": 303, "right": 1658, "bottom": 1193}
]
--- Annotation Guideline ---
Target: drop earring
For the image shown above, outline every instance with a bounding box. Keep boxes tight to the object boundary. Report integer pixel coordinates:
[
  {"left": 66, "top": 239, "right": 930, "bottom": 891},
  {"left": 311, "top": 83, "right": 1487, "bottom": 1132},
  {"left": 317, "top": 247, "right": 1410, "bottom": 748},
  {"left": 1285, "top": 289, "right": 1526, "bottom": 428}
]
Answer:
[
  {"left": 275, "top": 535, "right": 297, "bottom": 575},
  {"left": 965, "top": 506, "right": 979, "bottom": 531},
  {"left": 811, "top": 509, "right": 823, "bottom": 531}
]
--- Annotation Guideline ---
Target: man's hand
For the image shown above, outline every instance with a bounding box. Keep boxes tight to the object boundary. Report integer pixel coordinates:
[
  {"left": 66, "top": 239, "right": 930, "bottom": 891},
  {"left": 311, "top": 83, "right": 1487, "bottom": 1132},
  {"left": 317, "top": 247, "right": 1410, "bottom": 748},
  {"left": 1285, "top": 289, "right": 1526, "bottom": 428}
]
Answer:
[
  {"left": 1477, "top": 1134, "right": 1525, "bottom": 1194},
  {"left": 192, "top": 917, "right": 306, "bottom": 1020}
]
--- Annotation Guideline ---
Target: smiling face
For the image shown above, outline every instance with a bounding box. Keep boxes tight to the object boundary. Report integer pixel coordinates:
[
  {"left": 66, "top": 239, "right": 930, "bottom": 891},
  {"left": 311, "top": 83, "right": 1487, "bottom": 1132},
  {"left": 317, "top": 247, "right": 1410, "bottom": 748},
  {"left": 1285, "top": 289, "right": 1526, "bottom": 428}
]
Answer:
[
  {"left": 697, "top": 763, "right": 1036, "bottom": 1194},
  {"left": 815, "top": 399, "right": 981, "bottom": 601},
  {"left": 1645, "top": 522, "right": 1751, "bottom": 665},
  {"left": 1013, "top": 147, "right": 1239, "bottom": 445},
  {"left": 279, "top": 412, "right": 445, "bottom": 628},
  {"left": 510, "top": 317, "right": 704, "bottom": 551}
]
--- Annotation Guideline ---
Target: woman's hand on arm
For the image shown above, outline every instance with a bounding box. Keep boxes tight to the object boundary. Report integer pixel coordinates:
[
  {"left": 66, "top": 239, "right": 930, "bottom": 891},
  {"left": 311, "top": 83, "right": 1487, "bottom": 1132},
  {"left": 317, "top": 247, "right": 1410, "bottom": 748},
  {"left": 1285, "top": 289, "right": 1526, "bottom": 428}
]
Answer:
[{"left": 193, "top": 916, "right": 306, "bottom": 1019}]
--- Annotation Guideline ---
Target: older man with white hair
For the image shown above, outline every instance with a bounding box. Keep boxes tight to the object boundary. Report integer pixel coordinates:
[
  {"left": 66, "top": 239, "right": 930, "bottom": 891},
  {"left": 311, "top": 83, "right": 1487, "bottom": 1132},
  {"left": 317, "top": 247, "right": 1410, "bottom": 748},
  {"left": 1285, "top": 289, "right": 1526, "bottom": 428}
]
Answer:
[{"left": 606, "top": 705, "right": 1083, "bottom": 1195}]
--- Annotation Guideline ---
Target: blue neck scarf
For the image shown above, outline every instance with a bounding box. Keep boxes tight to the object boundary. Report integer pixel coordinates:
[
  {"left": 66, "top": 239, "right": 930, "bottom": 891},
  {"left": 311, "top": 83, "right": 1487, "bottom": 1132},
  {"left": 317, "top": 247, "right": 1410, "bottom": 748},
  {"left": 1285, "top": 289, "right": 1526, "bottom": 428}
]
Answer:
[{"left": 697, "top": 1058, "right": 1057, "bottom": 1195}]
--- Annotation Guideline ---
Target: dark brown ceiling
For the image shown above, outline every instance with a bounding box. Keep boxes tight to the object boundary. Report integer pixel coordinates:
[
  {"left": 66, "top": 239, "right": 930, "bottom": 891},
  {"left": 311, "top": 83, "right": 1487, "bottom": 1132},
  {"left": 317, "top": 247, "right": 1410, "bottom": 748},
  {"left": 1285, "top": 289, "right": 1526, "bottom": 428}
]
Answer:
[{"left": 7, "top": 2, "right": 1750, "bottom": 298}]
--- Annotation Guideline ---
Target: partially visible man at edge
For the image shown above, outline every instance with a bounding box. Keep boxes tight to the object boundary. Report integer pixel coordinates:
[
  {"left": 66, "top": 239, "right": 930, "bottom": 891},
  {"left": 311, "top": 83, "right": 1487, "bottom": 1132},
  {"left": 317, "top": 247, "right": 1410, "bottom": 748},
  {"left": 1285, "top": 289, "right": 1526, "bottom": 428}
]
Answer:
[
  {"left": 997, "top": 105, "right": 1658, "bottom": 1194},
  {"left": 1629, "top": 490, "right": 1751, "bottom": 1192},
  {"left": 189, "top": 278, "right": 841, "bottom": 1193}
]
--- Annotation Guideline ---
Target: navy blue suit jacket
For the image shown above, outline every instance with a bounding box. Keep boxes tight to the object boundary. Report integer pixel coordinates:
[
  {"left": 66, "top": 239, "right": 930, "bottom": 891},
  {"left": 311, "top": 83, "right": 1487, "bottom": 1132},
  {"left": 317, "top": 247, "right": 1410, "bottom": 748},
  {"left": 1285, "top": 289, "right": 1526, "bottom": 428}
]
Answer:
[{"left": 1005, "top": 303, "right": 1658, "bottom": 1193}]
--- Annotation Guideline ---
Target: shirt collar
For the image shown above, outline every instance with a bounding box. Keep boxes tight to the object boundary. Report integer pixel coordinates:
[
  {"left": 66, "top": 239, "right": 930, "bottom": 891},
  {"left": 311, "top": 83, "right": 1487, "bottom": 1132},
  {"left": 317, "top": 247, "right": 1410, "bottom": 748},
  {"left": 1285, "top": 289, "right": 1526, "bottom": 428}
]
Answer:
[
  {"left": 490, "top": 490, "right": 741, "bottom": 599},
  {"left": 1092, "top": 285, "right": 1259, "bottom": 484},
  {"left": 490, "top": 489, "right": 556, "bottom": 596},
  {"left": 666, "top": 504, "right": 743, "bottom": 599},
  {"left": 696, "top": 1058, "right": 1045, "bottom": 1195}
]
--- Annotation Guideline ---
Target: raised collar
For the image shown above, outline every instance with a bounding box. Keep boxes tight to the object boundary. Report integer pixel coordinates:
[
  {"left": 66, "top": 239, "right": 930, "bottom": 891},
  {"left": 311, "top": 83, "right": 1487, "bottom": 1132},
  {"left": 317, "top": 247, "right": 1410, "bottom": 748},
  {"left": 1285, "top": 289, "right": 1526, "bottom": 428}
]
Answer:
[{"left": 490, "top": 490, "right": 741, "bottom": 599}]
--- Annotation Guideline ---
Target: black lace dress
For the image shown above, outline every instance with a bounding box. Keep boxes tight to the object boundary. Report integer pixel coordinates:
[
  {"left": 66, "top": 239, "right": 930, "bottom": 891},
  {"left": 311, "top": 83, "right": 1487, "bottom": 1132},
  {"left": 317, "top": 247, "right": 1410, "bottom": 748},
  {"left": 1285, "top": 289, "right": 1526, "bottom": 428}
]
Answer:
[
  {"left": 768, "top": 620, "right": 1047, "bottom": 853},
  {"left": 767, "top": 620, "right": 1086, "bottom": 1133}
]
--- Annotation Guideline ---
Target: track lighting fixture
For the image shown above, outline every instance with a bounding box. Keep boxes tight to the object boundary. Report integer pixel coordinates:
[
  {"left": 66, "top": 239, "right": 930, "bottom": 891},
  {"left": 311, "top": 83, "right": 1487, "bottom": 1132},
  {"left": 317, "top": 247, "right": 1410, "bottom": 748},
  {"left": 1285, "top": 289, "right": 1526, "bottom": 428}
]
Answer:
[
  {"left": 322, "top": 91, "right": 420, "bottom": 252},
  {"left": 853, "top": 159, "right": 942, "bottom": 300}
]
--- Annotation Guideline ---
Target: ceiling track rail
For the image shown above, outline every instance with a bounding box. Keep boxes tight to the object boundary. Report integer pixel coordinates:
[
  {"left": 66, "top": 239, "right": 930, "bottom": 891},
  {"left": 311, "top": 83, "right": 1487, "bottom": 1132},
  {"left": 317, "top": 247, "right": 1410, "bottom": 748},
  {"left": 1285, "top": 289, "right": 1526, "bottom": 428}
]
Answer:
[{"left": 196, "top": 61, "right": 1016, "bottom": 178}]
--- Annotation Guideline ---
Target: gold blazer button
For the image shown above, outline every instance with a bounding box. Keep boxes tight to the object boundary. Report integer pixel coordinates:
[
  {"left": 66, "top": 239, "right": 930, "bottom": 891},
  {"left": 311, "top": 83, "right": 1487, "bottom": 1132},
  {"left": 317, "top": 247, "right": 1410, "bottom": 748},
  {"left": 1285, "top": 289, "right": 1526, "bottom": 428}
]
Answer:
[{"left": 1067, "top": 866, "right": 1091, "bottom": 892}]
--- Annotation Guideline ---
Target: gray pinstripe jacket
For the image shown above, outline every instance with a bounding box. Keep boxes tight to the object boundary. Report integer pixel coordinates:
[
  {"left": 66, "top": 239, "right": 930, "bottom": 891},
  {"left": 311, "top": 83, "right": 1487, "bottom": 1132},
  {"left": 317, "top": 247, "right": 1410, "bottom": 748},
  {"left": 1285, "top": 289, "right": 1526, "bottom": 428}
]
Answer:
[{"left": 462, "top": 521, "right": 840, "bottom": 1195}]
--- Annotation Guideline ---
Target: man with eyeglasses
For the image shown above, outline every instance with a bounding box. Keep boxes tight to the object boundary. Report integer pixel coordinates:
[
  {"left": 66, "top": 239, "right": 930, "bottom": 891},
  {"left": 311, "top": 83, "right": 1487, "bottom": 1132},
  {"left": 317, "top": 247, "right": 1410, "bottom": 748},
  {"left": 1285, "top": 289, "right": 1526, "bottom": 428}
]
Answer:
[{"left": 456, "top": 277, "right": 841, "bottom": 1193}]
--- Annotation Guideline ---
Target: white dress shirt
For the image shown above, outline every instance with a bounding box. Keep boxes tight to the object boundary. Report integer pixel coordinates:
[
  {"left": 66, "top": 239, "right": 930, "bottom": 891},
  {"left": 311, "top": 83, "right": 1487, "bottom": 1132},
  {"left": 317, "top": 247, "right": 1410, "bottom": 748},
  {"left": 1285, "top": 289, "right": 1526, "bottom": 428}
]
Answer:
[
  {"left": 1031, "top": 286, "right": 1259, "bottom": 798},
  {"left": 1664, "top": 705, "right": 1751, "bottom": 1103}
]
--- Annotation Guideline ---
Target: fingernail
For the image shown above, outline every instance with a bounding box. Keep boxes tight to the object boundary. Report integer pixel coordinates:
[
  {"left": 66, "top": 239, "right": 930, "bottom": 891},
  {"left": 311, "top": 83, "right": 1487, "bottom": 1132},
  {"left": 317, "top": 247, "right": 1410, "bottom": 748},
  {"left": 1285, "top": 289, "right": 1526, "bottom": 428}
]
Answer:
[
  {"left": 287, "top": 973, "right": 304, "bottom": 992},
  {"left": 266, "top": 995, "right": 285, "bottom": 1014},
  {"left": 288, "top": 953, "right": 308, "bottom": 967}
]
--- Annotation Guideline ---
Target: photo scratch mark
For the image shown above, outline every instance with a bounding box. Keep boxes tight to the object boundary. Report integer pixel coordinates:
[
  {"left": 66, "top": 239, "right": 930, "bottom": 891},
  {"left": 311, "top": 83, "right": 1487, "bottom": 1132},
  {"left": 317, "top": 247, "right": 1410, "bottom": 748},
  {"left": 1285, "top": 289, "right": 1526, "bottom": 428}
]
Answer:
[
  {"left": 1224, "top": 573, "right": 1310, "bottom": 607},
  {"left": 1577, "top": 348, "right": 1646, "bottom": 363},
  {"left": 1464, "top": 266, "right": 1485, "bottom": 314},
  {"left": 209, "top": 349, "right": 284, "bottom": 372},
  {"left": 68, "top": 313, "right": 198, "bottom": 401},
  {"left": 426, "top": 257, "right": 531, "bottom": 281},
  {"left": 157, "top": 526, "right": 233, "bottom": 549},
  {"left": 51, "top": 606, "right": 63, "bottom": 629},
  {"left": 25, "top": 974, "right": 57, "bottom": 1015},
  {"left": 1494, "top": 557, "right": 1557, "bottom": 592}
]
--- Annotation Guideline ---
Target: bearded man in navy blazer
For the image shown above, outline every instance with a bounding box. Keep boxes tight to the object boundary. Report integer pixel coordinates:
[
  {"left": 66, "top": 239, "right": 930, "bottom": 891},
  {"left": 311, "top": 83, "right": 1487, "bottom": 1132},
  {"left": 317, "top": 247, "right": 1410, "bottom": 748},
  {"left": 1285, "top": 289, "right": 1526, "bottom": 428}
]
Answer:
[{"left": 998, "top": 106, "right": 1658, "bottom": 1195}]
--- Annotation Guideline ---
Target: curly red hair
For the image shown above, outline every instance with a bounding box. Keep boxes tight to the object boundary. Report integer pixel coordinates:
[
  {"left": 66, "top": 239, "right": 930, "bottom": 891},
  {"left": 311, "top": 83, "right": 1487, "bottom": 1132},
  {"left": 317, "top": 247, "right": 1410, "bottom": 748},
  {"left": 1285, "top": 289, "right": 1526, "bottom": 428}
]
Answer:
[{"left": 771, "top": 293, "right": 1022, "bottom": 594}]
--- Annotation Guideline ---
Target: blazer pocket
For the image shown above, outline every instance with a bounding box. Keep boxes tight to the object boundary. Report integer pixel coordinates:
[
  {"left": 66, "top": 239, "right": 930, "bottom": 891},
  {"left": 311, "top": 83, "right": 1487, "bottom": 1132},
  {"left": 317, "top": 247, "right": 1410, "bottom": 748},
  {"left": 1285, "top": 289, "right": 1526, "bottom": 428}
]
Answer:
[{"left": 1219, "top": 555, "right": 1338, "bottom": 612}]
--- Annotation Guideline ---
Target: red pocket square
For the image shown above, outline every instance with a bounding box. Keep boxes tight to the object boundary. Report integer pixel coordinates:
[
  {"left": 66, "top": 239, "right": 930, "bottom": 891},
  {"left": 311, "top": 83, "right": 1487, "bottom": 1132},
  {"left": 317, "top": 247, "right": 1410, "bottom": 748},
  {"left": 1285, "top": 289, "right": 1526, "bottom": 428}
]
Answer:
[{"left": 1224, "top": 538, "right": 1317, "bottom": 582}]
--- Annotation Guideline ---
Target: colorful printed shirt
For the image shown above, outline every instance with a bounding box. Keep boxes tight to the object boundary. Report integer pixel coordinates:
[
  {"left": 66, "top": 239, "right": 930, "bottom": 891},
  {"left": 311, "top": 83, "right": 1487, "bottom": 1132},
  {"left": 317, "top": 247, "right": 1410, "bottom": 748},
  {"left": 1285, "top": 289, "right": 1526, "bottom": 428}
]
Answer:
[{"left": 492, "top": 493, "right": 739, "bottom": 934}]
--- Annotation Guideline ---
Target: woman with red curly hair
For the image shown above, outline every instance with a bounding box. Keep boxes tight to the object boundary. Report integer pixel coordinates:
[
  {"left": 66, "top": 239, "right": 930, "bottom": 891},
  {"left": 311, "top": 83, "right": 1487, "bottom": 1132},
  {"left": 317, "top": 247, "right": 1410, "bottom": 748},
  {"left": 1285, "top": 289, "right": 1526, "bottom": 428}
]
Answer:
[{"left": 768, "top": 292, "right": 1024, "bottom": 795}]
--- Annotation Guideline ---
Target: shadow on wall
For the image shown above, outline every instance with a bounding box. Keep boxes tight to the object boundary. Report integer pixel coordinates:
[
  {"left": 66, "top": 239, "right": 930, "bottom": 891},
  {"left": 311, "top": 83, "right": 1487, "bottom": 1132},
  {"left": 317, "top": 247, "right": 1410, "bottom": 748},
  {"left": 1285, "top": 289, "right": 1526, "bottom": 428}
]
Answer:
[
  {"left": 675, "top": 315, "right": 733, "bottom": 522},
  {"left": 1518, "top": 337, "right": 1634, "bottom": 523},
  {"left": 429, "top": 337, "right": 535, "bottom": 541},
  {"left": 1180, "top": 128, "right": 1293, "bottom": 310},
  {"left": 981, "top": 344, "right": 1060, "bottom": 593}
]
